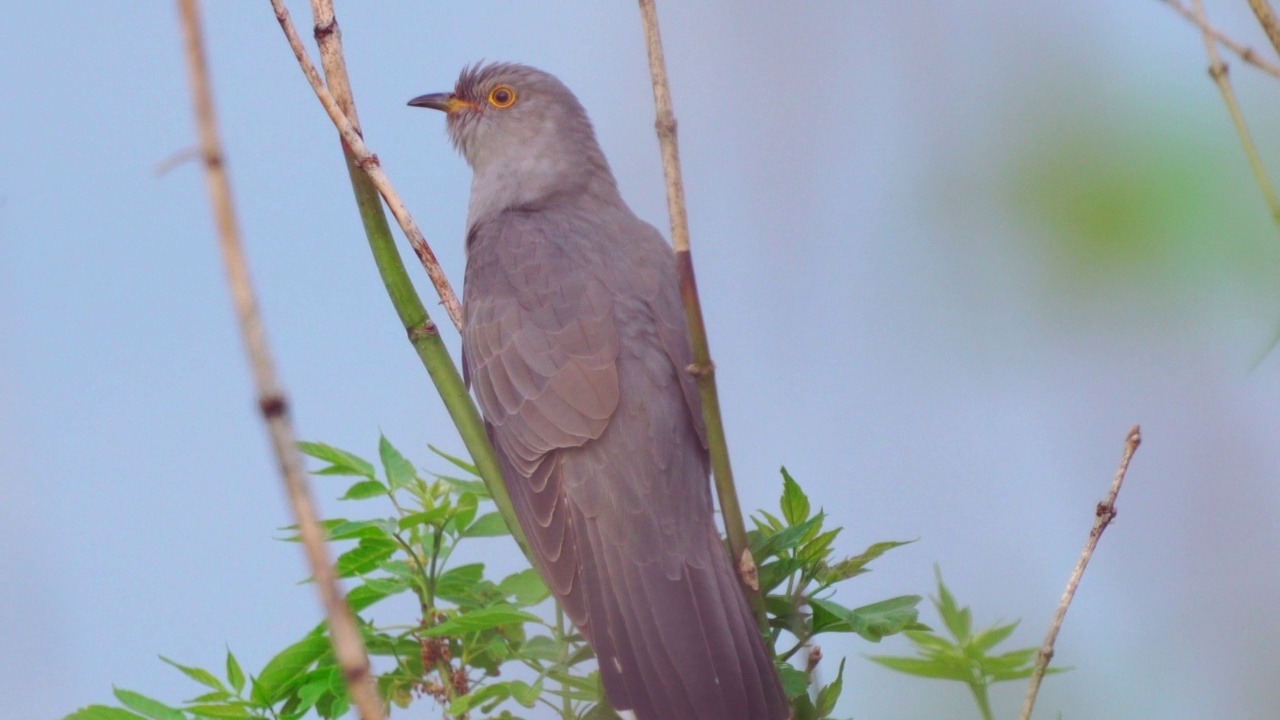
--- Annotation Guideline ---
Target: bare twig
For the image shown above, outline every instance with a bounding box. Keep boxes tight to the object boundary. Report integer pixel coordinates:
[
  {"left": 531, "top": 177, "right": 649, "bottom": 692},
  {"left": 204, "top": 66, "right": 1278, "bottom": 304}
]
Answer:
[
  {"left": 175, "top": 2, "right": 386, "bottom": 719},
  {"left": 1018, "top": 426, "right": 1141, "bottom": 720},
  {"left": 1193, "top": 0, "right": 1280, "bottom": 224},
  {"left": 267, "top": 0, "right": 462, "bottom": 330},
  {"left": 1247, "top": 0, "right": 1280, "bottom": 59},
  {"left": 1160, "top": 0, "right": 1280, "bottom": 79},
  {"left": 635, "top": 0, "right": 767, "bottom": 631}
]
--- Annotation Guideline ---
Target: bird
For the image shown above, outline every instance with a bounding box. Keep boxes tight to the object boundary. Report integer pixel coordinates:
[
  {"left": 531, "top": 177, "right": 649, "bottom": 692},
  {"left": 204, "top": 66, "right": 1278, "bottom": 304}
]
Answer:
[{"left": 409, "top": 62, "right": 789, "bottom": 720}]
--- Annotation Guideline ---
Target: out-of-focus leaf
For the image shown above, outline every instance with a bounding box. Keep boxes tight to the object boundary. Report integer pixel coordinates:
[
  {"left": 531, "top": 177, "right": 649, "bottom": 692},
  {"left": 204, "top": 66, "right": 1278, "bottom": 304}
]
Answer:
[
  {"left": 253, "top": 630, "right": 329, "bottom": 704},
  {"left": 500, "top": 568, "right": 550, "bottom": 606},
  {"left": 776, "top": 663, "right": 809, "bottom": 699},
  {"left": 63, "top": 708, "right": 148, "bottom": 720},
  {"left": 463, "top": 511, "right": 512, "bottom": 538},
  {"left": 815, "top": 658, "right": 845, "bottom": 717},
  {"left": 340, "top": 480, "right": 387, "bottom": 500},
  {"left": 334, "top": 536, "right": 397, "bottom": 577},
  {"left": 224, "top": 649, "right": 244, "bottom": 695},
  {"left": 428, "top": 444, "right": 479, "bottom": 476}
]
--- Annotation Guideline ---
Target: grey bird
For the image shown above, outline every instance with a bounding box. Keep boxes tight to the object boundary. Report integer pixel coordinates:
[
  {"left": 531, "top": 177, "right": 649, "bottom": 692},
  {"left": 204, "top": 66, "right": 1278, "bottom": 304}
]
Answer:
[{"left": 410, "top": 63, "right": 789, "bottom": 720}]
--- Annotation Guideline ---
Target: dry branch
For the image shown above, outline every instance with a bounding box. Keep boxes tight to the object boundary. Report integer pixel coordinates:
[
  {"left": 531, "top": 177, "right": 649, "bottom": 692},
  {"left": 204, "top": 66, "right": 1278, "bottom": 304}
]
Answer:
[
  {"left": 1018, "top": 426, "right": 1141, "bottom": 720},
  {"left": 635, "top": 0, "right": 767, "bottom": 631},
  {"left": 268, "top": 0, "right": 462, "bottom": 329},
  {"left": 176, "top": 1, "right": 386, "bottom": 718}
]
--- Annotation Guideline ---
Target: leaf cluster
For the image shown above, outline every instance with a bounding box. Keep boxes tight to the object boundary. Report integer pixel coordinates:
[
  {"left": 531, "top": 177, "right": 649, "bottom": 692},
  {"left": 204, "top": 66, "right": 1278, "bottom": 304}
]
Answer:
[{"left": 753, "top": 469, "right": 922, "bottom": 720}]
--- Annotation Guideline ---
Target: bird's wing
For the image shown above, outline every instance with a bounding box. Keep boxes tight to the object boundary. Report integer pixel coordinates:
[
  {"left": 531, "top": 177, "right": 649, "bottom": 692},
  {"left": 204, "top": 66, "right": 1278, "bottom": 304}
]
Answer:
[{"left": 462, "top": 208, "right": 621, "bottom": 621}]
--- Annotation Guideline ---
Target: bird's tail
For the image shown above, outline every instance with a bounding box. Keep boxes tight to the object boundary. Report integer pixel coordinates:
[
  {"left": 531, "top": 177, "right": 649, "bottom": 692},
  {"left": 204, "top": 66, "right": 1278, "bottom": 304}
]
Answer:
[{"left": 578, "top": 521, "right": 791, "bottom": 720}]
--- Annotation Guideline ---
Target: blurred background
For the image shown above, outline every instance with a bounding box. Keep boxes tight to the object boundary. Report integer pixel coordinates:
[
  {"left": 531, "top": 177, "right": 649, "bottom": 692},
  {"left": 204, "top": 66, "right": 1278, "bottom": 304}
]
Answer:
[{"left": 3, "top": 1, "right": 1279, "bottom": 718}]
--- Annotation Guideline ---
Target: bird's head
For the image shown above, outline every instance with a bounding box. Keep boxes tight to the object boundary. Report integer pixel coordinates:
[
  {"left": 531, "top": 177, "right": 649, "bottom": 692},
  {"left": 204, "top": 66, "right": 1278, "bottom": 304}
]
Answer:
[{"left": 410, "top": 63, "right": 617, "bottom": 215}]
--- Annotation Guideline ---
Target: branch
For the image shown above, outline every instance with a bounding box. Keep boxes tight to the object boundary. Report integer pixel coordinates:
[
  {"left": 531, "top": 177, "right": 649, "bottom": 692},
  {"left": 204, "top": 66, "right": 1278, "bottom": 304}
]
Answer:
[
  {"left": 1018, "top": 426, "right": 1141, "bottom": 720},
  {"left": 175, "top": 2, "right": 385, "bottom": 718},
  {"left": 267, "top": 0, "right": 530, "bottom": 558},
  {"left": 635, "top": 0, "right": 767, "bottom": 631},
  {"left": 267, "top": 0, "right": 461, "bottom": 329},
  {"left": 1159, "top": 0, "right": 1280, "bottom": 79},
  {"left": 1247, "top": 0, "right": 1280, "bottom": 59}
]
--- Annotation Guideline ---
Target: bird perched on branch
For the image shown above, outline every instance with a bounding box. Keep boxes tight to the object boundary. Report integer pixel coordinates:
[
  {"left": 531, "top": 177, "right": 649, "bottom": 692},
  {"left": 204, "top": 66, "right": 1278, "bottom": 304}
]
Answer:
[{"left": 410, "top": 62, "right": 788, "bottom": 720}]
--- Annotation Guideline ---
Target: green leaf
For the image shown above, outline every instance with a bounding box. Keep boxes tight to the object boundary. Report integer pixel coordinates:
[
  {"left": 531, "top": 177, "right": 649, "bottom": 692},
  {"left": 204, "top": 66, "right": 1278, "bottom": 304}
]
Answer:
[
  {"left": 254, "top": 630, "right": 330, "bottom": 704},
  {"left": 435, "top": 563, "right": 486, "bottom": 601},
  {"left": 500, "top": 568, "right": 551, "bottom": 606},
  {"left": 821, "top": 540, "right": 914, "bottom": 585},
  {"left": 517, "top": 635, "right": 561, "bottom": 662},
  {"left": 346, "top": 581, "right": 398, "bottom": 613},
  {"left": 326, "top": 519, "right": 393, "bottom": 541},
  {"left": 815, "top": 658, "right": 846, "bottom": 717},
  {"left": 754, "top": 513, "right": 824, "bottom": 559},
  {"left": 111, "top": 688, "right": 186, "bottom": 720},
  {"left": 866, "top": 654, "right": 972, "bottom": 681},
  {"left": 224, "top": 648, "right": 245, "bottom": 695},
  {"left": 451, "top": 492, "right": 479, "bottom": 532},
  {"left": 462, "top": 511, "right": 512, "bottom": 538},
  {"left": 510, "top": 679, "right": 543, "bottom": 707},
  {"left": 849, "top": 595, "right": 922, "bottom": 641},
  {"left": 398, "top": 506, "right": 451, "bottom": 530},
  {"left": 159, "top": 656, "right": 227, "bottom": 693},
  {"left": 971, "top": 620, "right": 1020, "bottom": 654},
  {"left": 184, "top": 704, "right": 253, "bottom": 718},
  {"left": 933, "top": 567, "right": 971, "bottom": 642},
  {"left": 779, "top": 468, "right": 810, "bottom": 525},
  {"left": 298, "top": 441, "right": 375, "bottom": 478},
  {"left": 437, "top": 475, "right": 490, "bottom": 497},
  {"left": 64, "top": 707, "right": 148, "bottom": 720},
  {"left": 776, "top": 663, "right": 809, "bottom": 699},
  {"left": 334, "top": 536, "right": 398, "bottom": 577},
  {"left": 420, "top": 605, "right": 541, "bottom": 636},
  {"left": 428, "top": 444, "right": 479, "bottom": 476},
  {"left": 340, "top": 479, "right": 388, "bottom": 500},
  {"left": 379, "top": 435, "right": 417, "bottom": 491}
]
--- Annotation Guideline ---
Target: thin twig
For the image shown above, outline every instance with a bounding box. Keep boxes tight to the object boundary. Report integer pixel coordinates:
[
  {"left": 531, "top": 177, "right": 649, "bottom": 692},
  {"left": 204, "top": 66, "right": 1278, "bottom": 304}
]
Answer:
[
  {"left": 1018, "top": 426, "right": 1141, "bottom": 720},
  {"left": 268, "top": 0, "right": 529, "bottom": 560},
  {"left": 1247, "top": 0, "right": 1280, "bottom": 59},
  {"left": 1160, "top": 0, "right": 1280, "bottom": 79},
  {"left": 267, "top": 0, "right": 462, "bottom": 329},
  {"left": 1192, "top": 0, "right": 1280, "bottom": 224},
  {"left": 175, "top": 2, "right": 386, "bottom": 719},
  {"left": 635, "top": 0, "right": 767, "bottom": 631}
]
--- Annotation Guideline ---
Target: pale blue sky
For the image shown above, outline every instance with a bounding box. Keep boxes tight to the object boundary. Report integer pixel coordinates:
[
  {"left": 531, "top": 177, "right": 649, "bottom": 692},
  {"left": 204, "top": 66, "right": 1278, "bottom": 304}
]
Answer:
[{"left": 4, "top": 2, "right": 1280, "bottom": 718}]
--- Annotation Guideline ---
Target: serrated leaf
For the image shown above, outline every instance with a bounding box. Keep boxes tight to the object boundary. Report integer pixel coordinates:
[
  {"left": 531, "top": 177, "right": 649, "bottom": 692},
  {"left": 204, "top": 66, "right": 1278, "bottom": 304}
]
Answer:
[
  {"left": 428, "top": 444, "right": 479, "bottom": 476},
  {"left": 340, "top": 479, "right": 388, "bottom": 501},
  {"left": 378, "top": 435, "right": 417, "bottom": 491},
  {"left": 815, "top": 658, "right": 846, "bottom": 717},
  {"left": 462, "top": 511, "right": 512, "bottom": 538},
  {"left": 755, "top": 513, "right": 825, "bottom": 559},
  {"left": 500, "top": 568, "right": 550, "bottom": 606},
  {"left": 254, "top": 630, "right": 330, "bottom": 704},
  {"left": 779, "top": 468, "right": 811, "bottom": 525},
  {"left": 160, "top": 657, "right": 227, "bottom": 693},
  {"left": 112, "top": 688, "right": 186, "bottom": 720},
  {"left": 346, "top": 581, "right": 397, "bottom": 613},
  {"left": 420, "top": 605, "right": 540, "bottom": 636},
  {"left": 776, "top": 663, "right": 809, "bottom": 698},
  {"left": 971, "top": 620, "right": 1020, "bottom": 653},
  {"left": 63, "top": 707, "right": 148, "bottom": 720},
  {"left": 822, "top": 539, "right": 914, "bottom": 585},
  {"left": 297, "top": 441, "right": 375, "bottom": 478},
  {"left": 866, "top": 654, "right": 972, "bottom": 681}
]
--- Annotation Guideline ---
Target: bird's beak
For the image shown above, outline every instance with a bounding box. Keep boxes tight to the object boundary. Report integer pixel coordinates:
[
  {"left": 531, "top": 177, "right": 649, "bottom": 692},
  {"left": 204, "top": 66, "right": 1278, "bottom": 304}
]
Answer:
[{"left": 408, "top": 92, "right": 474, "bottom": 113}]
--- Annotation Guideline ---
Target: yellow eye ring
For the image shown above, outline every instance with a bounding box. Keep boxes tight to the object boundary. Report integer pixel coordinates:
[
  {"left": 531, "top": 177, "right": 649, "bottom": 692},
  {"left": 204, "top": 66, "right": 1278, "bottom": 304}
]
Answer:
[{"left": 487, "top": 84, "right": 517, "bottom": 108}]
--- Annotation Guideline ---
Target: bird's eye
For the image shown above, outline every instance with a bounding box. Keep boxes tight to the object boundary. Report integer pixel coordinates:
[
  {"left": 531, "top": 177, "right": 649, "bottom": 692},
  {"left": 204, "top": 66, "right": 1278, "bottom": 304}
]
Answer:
[{"left": 487, "top": 85, "right": 517, "bottom": 109}]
